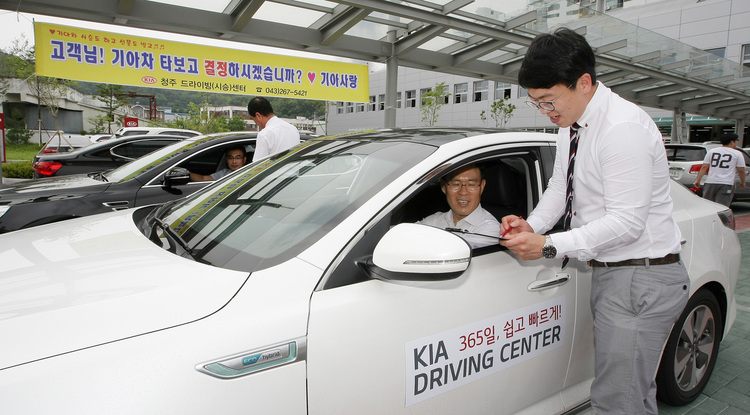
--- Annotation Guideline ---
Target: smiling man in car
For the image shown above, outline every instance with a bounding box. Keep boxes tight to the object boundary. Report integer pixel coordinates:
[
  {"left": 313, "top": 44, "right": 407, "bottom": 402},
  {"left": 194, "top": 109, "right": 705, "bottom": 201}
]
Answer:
[{"left": 417, "top": 164, "right": 500, "bottom": 248}]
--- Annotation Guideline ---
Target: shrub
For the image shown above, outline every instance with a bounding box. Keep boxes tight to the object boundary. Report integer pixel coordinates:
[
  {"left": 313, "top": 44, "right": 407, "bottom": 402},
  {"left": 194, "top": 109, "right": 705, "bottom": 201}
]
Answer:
[{"left": 2, "top": 161, "right": 34, "bottom": 179}]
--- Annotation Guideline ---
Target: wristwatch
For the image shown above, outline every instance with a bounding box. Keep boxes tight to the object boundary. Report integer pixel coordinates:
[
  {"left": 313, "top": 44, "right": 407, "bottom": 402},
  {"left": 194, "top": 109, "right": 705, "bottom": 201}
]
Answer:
[{"left": 541, "top": 235, "right": 557, "bottom": 259}]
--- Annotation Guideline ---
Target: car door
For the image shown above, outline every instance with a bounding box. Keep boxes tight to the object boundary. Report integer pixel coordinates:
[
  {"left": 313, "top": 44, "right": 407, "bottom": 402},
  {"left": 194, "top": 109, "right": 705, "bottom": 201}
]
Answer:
[
  {"left": 132, "top": 139, "right": 256, "bottom": 207},
  {"left": 306, "top": 147, "right": 584, "bottom": 414}
]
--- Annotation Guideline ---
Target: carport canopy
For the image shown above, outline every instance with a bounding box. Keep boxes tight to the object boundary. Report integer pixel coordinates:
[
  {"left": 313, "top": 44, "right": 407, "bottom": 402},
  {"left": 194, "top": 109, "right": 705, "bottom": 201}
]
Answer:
[{"left": 3, "top": 0, "right": 750, "bottom": 124}]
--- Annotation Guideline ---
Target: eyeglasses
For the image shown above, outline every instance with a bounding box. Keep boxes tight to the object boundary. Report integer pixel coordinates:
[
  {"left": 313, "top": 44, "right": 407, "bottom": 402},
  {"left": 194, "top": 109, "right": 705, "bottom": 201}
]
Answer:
[
  {"left": 525, "top": 84, "right": 574, "bottom": 111},
  {"left": 446, "top": 181, "right": 481, "bottom": 192},
  {"left": 226, "top": 155, "right": 245, "bottom": 160}
]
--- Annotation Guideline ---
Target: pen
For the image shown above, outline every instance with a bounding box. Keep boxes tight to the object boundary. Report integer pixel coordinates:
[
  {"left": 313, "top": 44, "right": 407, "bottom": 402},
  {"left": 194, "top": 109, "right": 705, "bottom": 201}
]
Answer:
[{"left": 501, "top": 216, "right": 523, "bottom": 238}]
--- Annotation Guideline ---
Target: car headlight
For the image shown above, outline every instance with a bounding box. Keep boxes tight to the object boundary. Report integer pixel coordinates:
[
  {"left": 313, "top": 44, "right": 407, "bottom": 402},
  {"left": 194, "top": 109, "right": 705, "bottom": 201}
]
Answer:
[{"left": 0, "top": 205, "right": 10, "bottom": 219}]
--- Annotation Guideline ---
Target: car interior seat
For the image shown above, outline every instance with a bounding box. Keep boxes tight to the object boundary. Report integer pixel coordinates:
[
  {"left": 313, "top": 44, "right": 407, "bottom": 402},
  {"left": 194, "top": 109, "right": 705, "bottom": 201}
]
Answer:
[{"left": 481, "top": 161, "right": 526, "bottom": 222}]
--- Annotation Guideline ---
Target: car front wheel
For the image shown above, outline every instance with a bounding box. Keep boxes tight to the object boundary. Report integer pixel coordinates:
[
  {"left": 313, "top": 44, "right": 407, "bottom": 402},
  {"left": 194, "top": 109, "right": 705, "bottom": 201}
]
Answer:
[{"left": 656, "top": 289, "right": 723, "bottom": 405}]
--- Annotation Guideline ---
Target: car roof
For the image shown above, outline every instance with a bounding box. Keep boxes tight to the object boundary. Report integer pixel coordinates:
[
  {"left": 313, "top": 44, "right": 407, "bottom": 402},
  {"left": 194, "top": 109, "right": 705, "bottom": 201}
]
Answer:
[
  {"left": 36, "top": 134, "right": 193, "bottom": 161},
  {"left": 309, "top": 127, "right": 556, "bottom": 147}
]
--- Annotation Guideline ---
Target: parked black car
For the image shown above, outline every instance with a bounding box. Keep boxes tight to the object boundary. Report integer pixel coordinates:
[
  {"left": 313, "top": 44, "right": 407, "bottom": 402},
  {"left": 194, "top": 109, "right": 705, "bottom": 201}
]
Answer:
[
  {"left": 32, "top": 134, "right": 189, "bottom": 178},
  {"left": 0, "top": 132, "right": 258, "bottom": 233}
]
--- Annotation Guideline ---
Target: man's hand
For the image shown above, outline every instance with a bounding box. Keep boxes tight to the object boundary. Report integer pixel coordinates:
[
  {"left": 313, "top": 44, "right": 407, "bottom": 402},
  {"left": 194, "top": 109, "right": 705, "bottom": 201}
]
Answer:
[
  {"left": 499, "top": 232, "right": 546, "bottom": 260},
  {"left": 500, "top": 215, "right": 533, "bottom": 237}
]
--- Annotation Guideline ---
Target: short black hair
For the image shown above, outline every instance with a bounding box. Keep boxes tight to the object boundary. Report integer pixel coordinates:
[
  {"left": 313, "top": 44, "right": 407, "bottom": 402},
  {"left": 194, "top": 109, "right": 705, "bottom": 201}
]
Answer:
[
  {"left": 225, "top": 146, "right": 247, "bottom": 157},
  {"left": 247, "top": 97, "right": 274, "bottom": 117},
  {"left": 518, "top": 27, "right": 596, "bottom": 90},
  {"left": 720, "top": 133, "right": 739, "bottom": 145}
]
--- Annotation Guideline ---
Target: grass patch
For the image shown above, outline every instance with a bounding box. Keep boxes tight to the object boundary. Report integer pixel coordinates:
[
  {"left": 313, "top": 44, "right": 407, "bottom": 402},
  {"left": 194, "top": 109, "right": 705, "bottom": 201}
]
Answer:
[{"left": 4, "top": 143, "right": 42, "bottom": 161}]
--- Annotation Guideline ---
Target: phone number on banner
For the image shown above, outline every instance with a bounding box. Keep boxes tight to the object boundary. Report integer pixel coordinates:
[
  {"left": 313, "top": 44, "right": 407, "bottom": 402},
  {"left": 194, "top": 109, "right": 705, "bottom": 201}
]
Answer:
[{"left": 260, "top": 87, "right": 309, "bottom": 97}]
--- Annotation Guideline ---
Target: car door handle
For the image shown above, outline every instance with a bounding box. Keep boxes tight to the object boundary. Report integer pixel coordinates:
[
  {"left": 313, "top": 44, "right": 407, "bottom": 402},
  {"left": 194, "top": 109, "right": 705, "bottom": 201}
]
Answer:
[
  {"left": 102, "top": 201, "right": 129, "bottom": 211},
  {"left": 527, "top": 273, "right": 571, "bottom": 292}
]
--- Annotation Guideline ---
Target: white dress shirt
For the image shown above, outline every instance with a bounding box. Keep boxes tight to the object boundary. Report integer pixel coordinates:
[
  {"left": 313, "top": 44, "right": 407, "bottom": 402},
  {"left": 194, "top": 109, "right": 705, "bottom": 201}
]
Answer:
[
  {"left": 526, "top": 82, "right": 682, "bottom": 262},
  {"left": 252, "top": 116, "right": 301, "bottom": 162},
  {"left": 418, "top": 205, "right": 500, "bottom": 248}
]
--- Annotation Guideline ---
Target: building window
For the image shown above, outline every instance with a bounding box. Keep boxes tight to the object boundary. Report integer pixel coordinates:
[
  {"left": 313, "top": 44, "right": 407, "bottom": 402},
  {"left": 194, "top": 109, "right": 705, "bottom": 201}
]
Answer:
[
  {"left": 378, "top": 94, "right": 386, "bottom": 111},
  {"left": 454, "top": 83, "right": 468, "bottom": 104},
  {"left": 706, "top": 47, "right": 725, "bottom": 58},
  {"left": 473, "top": 80, "right": 488, "bottom": 102},
  {"left": 405, "top": 90, "right": 417, "bottom": 108},
  {"left": 346, "top": 102, "right": 354, "bottom": 113},
  {"left": 420, "top": 87, "right": 432, "bottom": 106},
  {"left": 368, "top": 95, "right": 376, "bottom": 111},
  {"left": 396, "top": 91, "right": 402, "bottom": 108},
  {"left": 357, "top": 102, "right": 365, "bottom": 112},
  {"left": 495, "top": 82, "right": 512, "bottom": 100},
  {"left": 336, "top": 101, "right": 344, "bottom": 114},
  {"left": 742, "top": 45, "right": 750, "bottom": 68},
  {"left": 518, "top": 87, "right": 528, "bottom": 98}
]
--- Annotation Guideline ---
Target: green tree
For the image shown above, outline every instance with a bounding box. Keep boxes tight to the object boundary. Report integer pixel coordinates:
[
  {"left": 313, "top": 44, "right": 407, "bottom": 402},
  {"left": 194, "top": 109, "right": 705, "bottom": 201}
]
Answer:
[
  {"left": 227, "top": 115, "right": 248, "bottom": 131},
  {"left": 420, "top": 82, "right": 450, "bottom": 126},
  {"left": 94, "top": 84, "right": 132, "bottom": 133},
  {"left": 480, "top": 110, "right": 487, "bottom": 127},
  {"left": 5, "top": 108, "right": 33, "bottom": 144},
  {"left": 489, "top": 99, "right": 516, "bottom": 128}
]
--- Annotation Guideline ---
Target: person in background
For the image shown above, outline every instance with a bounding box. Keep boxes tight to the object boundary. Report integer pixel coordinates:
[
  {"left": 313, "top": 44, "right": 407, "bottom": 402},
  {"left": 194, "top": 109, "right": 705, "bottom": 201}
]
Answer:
[
  {"left": 499, "top": 27, "right": 689, "bottom": 414},
  {"left": 190, "top": 147, "right": 246, "bottom": 182},
  {"left": 417, "top": 164, "right": 499, "bottom": 248},
  {"left": 247, "top": 97, "right": 301, "bottom": 162},
  {"left": 694, "top": 133, "right": 746, "bottom": 206}
]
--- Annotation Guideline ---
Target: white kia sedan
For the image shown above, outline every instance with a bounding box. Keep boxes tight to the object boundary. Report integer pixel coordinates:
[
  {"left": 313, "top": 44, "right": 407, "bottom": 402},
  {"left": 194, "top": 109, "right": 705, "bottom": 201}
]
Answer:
[{"left": 0, "top": 129, "right": 739, "bottom": 414}]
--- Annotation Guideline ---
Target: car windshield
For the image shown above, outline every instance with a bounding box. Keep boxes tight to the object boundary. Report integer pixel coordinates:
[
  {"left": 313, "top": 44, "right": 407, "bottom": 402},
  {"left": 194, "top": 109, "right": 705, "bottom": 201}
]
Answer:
[
  {"left": 143, "top": 137, "right": 435, "bottom": 272},
  {"left": 104, "top": 133, "right": 241, "bottom": 183},
  {"left": 666, "top": 146, "right": 709, "bottom": 162}
]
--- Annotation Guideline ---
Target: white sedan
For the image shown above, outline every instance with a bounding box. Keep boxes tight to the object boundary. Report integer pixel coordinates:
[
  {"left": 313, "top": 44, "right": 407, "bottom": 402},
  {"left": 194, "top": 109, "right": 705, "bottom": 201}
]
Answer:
[{"left": 0, "top": 129, "right": 739, "bottom": 414}]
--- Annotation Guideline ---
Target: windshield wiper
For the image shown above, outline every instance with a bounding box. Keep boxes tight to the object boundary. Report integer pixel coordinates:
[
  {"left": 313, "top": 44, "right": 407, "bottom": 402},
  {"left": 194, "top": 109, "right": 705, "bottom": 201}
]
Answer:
[
  {"left": 154, "top": 217, "right": 196, "bottom": 260},
  {"left": 235, "top": 198, "right": 288, "bottom": 209},
  {"left": 88, "top": 171, "right": 109, "bottom": 182}
]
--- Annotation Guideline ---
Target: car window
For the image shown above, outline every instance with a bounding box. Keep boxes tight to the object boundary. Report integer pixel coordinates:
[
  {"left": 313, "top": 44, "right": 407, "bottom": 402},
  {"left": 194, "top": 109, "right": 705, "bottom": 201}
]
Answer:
[
  {"left": 666, "top": 146, "right": 707, "bottom": 161},
  {"left": 145, "top": 139, "right": 436, "bottom": 272},
  {"left": 120, "top": 130, "right": 149, "bottom": 137},
  {"left": 323, "top": 151, "right": 543, "bottom": 290},
  {"left": 110, "top": 139, "right": 181, "bottom": 159}
]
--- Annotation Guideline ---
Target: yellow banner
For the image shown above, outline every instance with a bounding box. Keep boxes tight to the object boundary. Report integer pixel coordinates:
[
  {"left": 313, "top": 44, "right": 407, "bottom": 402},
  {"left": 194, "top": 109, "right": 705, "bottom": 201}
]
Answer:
[{"left": 34, "top": 22, "right": 369, "bottom": 102}]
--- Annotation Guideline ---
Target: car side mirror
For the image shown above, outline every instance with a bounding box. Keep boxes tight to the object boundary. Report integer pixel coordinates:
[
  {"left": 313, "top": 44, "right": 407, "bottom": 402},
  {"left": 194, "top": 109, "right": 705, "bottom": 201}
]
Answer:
[
  {"left": 362, "top": 223, "right": 471, "bottom": 281},
  {"left": 163, "top": 167, "right": 191, "bottom": 188}
]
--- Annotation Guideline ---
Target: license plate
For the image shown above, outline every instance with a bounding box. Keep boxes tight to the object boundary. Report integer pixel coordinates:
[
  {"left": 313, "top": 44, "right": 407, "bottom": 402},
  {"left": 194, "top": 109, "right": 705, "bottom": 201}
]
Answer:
[{"left": 669, "top": 168, "right": 681, "bottom": 179}]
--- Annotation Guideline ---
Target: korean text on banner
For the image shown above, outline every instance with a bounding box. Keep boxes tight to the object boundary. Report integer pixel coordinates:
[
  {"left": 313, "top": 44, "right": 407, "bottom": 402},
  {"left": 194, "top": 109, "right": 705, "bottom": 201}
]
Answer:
[{"left": 34, "top": 22, "right": 369, "bottom": 102}]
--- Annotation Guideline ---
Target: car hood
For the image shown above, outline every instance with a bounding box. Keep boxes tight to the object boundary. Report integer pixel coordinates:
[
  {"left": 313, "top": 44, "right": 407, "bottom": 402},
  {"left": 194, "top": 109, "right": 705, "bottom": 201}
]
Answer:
[
  {"left": 0, "top": 174, "right": 109, "bottom": 202},
  {"left": 0, "top": 209, "right": 250, "bottom": 369}
]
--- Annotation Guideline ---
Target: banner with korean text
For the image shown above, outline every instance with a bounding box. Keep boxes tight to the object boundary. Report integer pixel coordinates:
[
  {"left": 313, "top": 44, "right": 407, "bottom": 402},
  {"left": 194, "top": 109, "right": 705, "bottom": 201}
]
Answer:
[{"left": 34, "top": 22, "right": 369, "bottom": 102}]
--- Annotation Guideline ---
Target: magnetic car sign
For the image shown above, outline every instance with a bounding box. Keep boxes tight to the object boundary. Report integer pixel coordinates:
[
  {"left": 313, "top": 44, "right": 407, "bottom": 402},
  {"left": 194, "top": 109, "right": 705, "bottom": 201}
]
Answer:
[{"left": 404, "top": 297, "right": 565, "bottom": 406}]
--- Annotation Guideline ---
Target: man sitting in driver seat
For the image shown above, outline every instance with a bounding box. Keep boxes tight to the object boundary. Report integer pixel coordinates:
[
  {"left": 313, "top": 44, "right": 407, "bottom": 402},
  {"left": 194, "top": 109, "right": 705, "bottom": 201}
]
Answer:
[
  {"left": 190, "top": 147, "right": 247, "bottom": 182},
  {"left": 417, "top": 164, "right": 500, "bottom": 248}
]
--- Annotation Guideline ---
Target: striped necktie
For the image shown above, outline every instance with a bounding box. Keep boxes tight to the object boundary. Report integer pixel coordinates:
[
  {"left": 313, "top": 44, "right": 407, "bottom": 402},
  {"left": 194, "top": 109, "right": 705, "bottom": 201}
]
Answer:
[{"left": 562, "top": 122, "right": 581, "bottom": 269}]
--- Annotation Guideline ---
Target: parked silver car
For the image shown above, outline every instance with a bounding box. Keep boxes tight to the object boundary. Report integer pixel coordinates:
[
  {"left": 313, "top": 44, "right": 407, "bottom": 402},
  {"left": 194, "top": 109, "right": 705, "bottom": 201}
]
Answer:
[{"left": 665, "top": 143, "right": 750, "bottom": 201}]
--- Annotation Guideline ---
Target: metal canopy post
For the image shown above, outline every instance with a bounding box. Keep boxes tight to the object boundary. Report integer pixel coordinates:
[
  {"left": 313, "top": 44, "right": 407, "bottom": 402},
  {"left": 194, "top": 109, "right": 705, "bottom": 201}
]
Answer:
[{"left": 384, "top": 30, "right": 398, "bottom": 129}]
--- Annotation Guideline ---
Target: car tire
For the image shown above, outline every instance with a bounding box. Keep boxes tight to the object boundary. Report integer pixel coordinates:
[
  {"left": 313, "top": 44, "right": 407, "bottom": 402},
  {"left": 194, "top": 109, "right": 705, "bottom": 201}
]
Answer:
[{"left": 656, "top": 289, "right": 723, "bottom": 406}]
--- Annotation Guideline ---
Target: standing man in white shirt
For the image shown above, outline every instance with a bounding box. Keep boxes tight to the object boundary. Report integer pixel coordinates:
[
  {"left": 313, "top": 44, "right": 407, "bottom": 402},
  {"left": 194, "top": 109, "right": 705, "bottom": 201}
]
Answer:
[
  {"left": 247, "top": 97, "right": 301, "bottom": 162},
  {"left": 694, "top": 133, "right": 746, "bottom": 206},
  {"left": 499, "top": 28, "right": 689, "bottom": 415}
]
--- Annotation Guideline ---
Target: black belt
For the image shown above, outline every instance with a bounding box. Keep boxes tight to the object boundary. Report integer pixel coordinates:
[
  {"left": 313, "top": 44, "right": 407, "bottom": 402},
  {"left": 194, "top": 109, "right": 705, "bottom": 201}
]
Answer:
[{"left": 588, "top": 253, "right": 680, "bottom": 268}]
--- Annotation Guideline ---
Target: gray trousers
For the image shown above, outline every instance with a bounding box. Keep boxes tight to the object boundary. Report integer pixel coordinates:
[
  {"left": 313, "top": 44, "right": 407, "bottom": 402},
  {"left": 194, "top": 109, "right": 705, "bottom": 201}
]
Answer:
[
  {"left": 702, "top": 183, "right": 734, "bottom": 207},
  {"left": 589, "top": 261, "right": 690, "bottom": 415}
]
